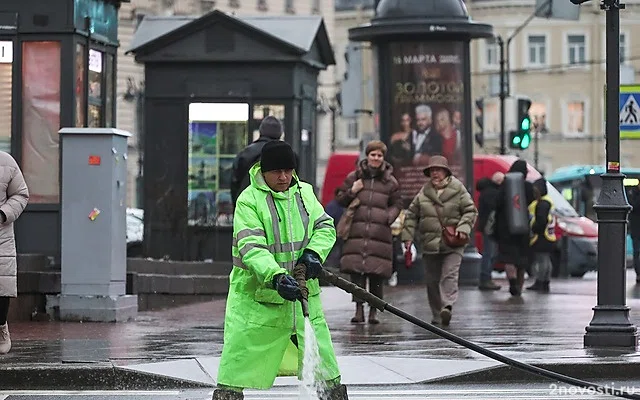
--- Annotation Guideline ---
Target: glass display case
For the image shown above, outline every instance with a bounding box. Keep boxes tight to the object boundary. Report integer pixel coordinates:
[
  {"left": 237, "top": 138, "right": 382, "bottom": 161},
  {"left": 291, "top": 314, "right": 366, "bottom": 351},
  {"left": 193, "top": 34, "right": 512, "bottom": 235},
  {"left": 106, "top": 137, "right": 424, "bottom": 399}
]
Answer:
[{"left": 188, "top": 103, "right": 249, "bottom": 227}]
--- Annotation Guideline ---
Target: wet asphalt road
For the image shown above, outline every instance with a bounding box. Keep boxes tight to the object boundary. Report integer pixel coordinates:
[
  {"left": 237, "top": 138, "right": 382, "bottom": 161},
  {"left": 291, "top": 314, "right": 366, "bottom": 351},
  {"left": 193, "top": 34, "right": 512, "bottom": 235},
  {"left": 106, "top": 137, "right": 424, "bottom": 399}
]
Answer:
[
  {"left": 4, "top": 381, "right": 640, "bottom": 399},
  {"left": 4, "top": 272, "right": 640, "bottom": 398},
  {"left": 4, "top": 271, "right": 640, "bottom": 367}
]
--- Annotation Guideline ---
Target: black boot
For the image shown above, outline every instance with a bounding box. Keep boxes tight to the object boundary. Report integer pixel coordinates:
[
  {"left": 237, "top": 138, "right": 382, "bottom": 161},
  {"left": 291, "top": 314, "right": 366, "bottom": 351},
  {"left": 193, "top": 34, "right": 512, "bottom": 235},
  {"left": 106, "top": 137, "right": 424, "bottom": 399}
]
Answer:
[
  {"left": 509, "top": 278, "right": 521, "bottom": 296},
  {"left": 540, "top": 281, "right": 550, "bottom": 293},
  {"left": 318, "top": 384, "right": 349, "bottom": 400},
  {"left": 212, "top": 389, "right": 244, "bottom": 400},
  {"left": 526, "top": 280, "right": 543, "bottom": 291}
]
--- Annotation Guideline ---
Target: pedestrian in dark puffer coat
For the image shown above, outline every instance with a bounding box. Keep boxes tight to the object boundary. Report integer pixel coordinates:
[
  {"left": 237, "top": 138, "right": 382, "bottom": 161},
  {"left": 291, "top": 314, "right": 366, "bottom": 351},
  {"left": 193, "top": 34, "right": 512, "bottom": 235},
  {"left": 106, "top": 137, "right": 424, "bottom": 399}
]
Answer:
[
  {"left": 492, "top": 159, "right": 535, "bottom": 297},
  {"left": 336, "top": 140, "right": 403, "bottom": 325}
]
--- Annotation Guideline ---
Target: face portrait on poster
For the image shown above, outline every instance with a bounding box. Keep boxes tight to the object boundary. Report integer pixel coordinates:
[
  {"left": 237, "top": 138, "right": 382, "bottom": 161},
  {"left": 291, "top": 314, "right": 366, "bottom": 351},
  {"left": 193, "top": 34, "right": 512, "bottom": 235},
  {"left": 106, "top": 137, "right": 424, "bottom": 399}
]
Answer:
[{"left": 386, "top": 41, "right": 467, "bottom": 205}]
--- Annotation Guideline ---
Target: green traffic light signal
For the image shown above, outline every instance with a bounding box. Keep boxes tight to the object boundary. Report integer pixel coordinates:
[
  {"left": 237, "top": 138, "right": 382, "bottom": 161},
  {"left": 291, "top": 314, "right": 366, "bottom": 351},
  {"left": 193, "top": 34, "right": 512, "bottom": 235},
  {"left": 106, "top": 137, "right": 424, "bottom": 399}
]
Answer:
[
  {"left": 510, "top": 97, "right": 532, "bottom": 150},
  {"left": 519, "top": 116, "right": 531, "bottom": 149}
]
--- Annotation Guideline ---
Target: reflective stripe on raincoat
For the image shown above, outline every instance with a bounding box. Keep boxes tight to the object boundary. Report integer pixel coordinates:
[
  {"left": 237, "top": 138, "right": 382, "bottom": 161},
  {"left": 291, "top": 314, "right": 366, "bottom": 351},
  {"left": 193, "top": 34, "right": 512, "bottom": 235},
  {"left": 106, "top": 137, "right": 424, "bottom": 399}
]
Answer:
[{"left": 217, "top": 163, "right": 340, "bottom": 390}]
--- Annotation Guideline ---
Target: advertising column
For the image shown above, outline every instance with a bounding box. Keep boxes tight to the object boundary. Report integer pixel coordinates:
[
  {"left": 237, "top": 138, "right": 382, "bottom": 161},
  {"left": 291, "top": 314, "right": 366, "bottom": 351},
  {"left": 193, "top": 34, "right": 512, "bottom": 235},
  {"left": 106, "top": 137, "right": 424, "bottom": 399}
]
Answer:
[{"left": 386, "top": 41, "right": 466, "bottom": 206}]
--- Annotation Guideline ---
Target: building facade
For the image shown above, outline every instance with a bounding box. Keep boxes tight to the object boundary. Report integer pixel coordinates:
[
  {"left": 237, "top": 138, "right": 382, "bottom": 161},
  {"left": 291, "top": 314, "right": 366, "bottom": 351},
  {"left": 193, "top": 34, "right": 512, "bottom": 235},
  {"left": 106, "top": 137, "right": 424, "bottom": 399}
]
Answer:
[
  {"left": 116, "top": 0, "right": 336, "bottom": 206},
  {"left": 332, "top": 0, "right": 640, "bottom": 179},
  {"left": 333, "top": 0, "right": 376, "bottom": 156},
  {"left": 469, "top": 0, "right": 640, "bottom": 174}
]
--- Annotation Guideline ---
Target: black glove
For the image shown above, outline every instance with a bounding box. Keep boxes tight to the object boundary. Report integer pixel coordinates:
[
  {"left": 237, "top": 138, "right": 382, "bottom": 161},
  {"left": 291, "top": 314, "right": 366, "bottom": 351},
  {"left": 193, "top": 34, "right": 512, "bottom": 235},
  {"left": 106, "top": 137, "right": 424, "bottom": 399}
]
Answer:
[
  {"left": 273, "top": 274, "right": 302, "bottom": 301},
  {"left": 298, "top": 250, "right": 323, "bottom": 280}
]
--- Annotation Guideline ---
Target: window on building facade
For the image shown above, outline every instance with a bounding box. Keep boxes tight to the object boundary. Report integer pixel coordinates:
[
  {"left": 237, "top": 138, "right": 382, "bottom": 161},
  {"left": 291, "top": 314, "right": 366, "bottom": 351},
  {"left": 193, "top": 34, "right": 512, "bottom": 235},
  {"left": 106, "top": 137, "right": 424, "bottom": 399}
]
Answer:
[
  {"left": 529, "top": 102, "right": 548, "bottom": 134},
  {"left": 312, "top": 0, "right": 320, "bottom": 13},
  {"left": 565, "top": 100, "right": 585, "bottom": 137},
  {"left": 257, "top": 0, "right": 267, "bottom": 11},
  {"left": 228, "top": 0, "right": 239, "bottom": 8},
  {"left": 285, "top": 0, "right": 294, "bottom": 13},
  {"left": 483, "top": 99, "right": 500, "bottom": 138},
  {"left": 527, "top": 35, "right": 546, "bottom": 65},
  {"left": 200, "top": 0, "right": 216, "bottom": 12},
  {"left": 567, "top": 34, "right": 586, "bottom": 65},
  {"left": 620, "top": 33, "right": 627, "bottom": 63},
  {"left": 347, "top": 119, "right": 358, "bottom": 140},
  {"left": 485, "top": 38, "right": 498, "bottom": 68}
]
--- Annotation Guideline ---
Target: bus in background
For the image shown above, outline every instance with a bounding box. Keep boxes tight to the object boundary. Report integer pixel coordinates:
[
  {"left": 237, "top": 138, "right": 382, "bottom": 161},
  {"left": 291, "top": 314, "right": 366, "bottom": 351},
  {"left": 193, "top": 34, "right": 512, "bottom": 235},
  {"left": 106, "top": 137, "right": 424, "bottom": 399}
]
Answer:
[{"left": 547, "top": 165, "right": 640, "bottom": 267}]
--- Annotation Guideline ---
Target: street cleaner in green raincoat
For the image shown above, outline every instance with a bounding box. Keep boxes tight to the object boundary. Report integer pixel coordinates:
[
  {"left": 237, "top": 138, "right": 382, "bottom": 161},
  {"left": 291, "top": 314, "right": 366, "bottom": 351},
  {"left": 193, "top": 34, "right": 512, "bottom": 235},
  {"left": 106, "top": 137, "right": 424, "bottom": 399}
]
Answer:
[{"left": 213, "top": 140, "right": 348, "bottom": 400}]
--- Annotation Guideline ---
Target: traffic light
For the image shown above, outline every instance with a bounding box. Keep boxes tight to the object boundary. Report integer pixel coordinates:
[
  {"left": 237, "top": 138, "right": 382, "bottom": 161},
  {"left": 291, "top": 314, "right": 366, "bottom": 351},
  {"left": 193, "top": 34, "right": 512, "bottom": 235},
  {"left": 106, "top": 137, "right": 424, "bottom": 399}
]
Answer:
[{"left": 509, "top": 97, "right": 532, "bottom": 150}]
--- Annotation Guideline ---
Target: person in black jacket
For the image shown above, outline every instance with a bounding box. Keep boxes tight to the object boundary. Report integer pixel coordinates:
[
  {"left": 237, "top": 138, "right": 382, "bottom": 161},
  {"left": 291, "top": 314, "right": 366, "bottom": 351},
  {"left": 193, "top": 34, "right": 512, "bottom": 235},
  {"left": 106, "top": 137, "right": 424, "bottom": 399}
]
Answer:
[
  {"left": 230, "top": 116, "right": 283, "bottom": 205},
  {"left": 526, "top": 178, "right": 557, "bottom": 293},
  {"left": 628, "top": 182, "right": 640, "bottom": 284},
  {"left": 476, "top": 172, "right": 504, "bottom": 291},
  {"left": 492, "top": 159, "right": 535, "bottom": 297}
]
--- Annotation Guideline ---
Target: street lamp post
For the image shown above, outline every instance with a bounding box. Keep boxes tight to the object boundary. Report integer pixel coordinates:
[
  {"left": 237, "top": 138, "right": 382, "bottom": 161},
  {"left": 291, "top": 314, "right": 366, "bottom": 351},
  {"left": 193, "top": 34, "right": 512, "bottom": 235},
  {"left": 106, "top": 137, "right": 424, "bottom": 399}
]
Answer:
[
  {"left": 498, "top": 36, "right": 506, "bottom": 155},
  {"left": 578, "top": 0, "right": 638, "bottom": 348}
]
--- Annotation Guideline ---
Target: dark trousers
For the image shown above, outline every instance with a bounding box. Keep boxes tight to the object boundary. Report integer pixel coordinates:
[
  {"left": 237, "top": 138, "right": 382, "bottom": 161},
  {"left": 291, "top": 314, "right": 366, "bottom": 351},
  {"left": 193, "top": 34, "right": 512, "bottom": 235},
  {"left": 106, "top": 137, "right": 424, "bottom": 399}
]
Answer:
[
  {"left": 633, "top": 236, "right": 640, "bottom": 278},
  {"left": 480, "top": 234, "right": 496, "bottom": 283},
  {"left": 0, "top": 297, "right": 9, "bottom": 325},
  {"left": 350, "top": 274, "right": 384, "bottom": 304}
]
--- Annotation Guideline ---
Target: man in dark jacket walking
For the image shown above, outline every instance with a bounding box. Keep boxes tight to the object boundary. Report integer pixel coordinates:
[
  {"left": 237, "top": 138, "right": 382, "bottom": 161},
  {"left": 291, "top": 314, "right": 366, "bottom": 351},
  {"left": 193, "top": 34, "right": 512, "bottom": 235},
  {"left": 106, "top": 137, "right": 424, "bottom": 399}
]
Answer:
[
  {"left": 628, "top": 182, "right": 640, "bottom": 284},
  {"left": 230, "top": 116, "right": 283, "bottom": 205},
  {"left": 493, "top": 159, "right": 535, "bottom": 296},
  {"left": 476, "top": 172, "right": 504, "bottom": 291}
]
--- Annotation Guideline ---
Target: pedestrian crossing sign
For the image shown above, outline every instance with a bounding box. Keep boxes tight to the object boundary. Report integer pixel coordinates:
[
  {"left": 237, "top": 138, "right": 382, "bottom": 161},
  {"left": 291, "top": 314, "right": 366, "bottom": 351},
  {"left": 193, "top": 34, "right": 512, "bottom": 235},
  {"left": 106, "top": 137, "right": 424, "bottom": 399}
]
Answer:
[{"left": 620, "top": 85, "right": 640, "bottom": 139}]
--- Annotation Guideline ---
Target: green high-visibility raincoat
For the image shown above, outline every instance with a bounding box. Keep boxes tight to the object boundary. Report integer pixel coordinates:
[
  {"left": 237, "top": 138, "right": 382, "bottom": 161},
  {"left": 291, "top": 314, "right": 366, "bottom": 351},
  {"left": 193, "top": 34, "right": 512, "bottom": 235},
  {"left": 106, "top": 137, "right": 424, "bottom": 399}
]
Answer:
[{"left": 217, "top": 164, "right": 340, "bottom": 390}]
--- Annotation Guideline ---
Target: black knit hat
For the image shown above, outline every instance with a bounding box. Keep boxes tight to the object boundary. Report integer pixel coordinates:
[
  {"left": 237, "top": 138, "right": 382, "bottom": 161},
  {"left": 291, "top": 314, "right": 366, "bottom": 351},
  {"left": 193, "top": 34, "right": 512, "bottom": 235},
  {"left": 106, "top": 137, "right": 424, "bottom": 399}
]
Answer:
[
  {"left": 259, "top": 116, "right": 283, "bottom": 139},
  {"left": 261, "top": 141, "right": 297, "bottom": 172}
]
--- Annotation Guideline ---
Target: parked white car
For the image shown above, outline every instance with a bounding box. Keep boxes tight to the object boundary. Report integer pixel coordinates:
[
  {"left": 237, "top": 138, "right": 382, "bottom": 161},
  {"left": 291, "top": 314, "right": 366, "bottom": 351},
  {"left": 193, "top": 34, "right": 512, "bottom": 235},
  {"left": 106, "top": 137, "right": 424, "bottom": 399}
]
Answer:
[{"left": 126, "top": 208, "right": 144, "bottom": 257}]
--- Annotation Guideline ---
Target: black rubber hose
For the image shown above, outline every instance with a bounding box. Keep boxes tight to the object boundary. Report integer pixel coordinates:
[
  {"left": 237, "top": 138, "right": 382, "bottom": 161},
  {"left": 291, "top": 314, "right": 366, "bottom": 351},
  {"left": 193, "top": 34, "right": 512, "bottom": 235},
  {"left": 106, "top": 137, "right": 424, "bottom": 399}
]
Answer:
[{"left": 319, "top": 268, "right": 640, "bottom": 400}]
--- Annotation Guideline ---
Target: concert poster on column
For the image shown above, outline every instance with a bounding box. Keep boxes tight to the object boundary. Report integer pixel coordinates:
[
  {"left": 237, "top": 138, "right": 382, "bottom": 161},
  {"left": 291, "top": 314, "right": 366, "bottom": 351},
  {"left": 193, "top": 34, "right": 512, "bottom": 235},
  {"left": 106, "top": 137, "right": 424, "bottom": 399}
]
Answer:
[{"left": 386, "top": 41, "right": 466, "bottom": 207}]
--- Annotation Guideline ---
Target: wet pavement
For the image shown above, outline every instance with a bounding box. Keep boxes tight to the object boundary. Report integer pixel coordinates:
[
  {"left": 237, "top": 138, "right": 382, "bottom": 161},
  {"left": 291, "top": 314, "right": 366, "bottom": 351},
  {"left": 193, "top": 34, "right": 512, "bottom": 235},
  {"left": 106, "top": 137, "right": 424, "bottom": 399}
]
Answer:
[
  {"left": 2, "top": 270, "right": 640, "bottom": 389},
  {"left": 4, "top": 381, "right": 640, "bottom": 399}
]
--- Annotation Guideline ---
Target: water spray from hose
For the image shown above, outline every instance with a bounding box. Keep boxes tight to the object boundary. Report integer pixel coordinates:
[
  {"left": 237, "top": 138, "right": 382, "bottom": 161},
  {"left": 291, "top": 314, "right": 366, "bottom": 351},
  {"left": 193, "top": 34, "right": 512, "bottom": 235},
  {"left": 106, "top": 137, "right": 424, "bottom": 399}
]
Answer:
[{"left": 293, "top": 263, "right": 322, "bottom": 399}]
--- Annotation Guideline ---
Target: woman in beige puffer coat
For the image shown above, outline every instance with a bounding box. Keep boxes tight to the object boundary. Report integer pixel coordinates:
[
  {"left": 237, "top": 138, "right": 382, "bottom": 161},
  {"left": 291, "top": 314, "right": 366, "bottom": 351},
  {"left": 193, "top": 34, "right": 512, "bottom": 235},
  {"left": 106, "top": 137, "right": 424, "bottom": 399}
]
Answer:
[
  {"left": 0, "top": 152, "right": 29, "bottom": 354},
  {"left": 402, "top": 155, "right": 476, "bottom": 327}
]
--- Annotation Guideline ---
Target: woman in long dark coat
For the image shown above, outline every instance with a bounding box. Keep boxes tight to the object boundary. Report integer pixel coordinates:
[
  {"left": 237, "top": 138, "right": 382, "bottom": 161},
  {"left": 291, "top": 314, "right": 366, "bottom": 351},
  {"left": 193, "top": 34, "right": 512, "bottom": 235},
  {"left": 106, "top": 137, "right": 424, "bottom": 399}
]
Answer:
[
  {"left": 492, "top": 159, "right": 535, "bottom": 296},
  {"left": 336, "top": 140, "right": 403, "bottom": 324}
]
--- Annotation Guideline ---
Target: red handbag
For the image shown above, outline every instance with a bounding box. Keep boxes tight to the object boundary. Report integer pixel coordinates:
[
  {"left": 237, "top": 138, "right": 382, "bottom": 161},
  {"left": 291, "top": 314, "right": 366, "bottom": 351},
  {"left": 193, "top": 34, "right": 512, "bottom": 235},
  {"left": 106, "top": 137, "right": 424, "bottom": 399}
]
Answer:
[{"left": 435, "top": 206, "right": 469, "bottom": 248}]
